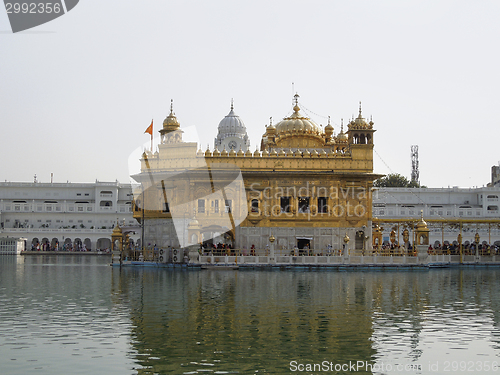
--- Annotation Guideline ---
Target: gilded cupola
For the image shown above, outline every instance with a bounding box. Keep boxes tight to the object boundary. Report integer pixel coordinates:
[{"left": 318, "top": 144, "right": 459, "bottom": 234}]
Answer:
[
  {"left": 348, "top": 102, "right": 373, "bottom": 130},
  {"left": 336, "top": 120, "right": 348, "bottom": 143},
  {"left": 346, "top": 103, "right": 375, "bottom": 145},
  {"left": 269, "top": 93, "right": 326, "bottom": 149},
  {"left": 162, "top": 100, "right": 180, "bottom": 132},
  {"left": 160, "top": 99, "right": 183, "bottom": 144}
]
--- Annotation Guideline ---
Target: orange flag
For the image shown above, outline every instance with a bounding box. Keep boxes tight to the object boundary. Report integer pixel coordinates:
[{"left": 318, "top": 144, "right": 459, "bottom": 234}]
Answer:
[{"left": 144, "top": 120, "right": 153, "bottom": 135}]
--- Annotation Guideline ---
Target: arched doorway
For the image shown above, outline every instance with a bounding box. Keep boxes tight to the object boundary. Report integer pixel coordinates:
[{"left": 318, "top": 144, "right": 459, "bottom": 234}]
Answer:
[
  {"left": 74, "top": 238, "right": 82, "bottom": 251},
  {"left": 64, "top": 238, "right": 72, "bottom": 251},
  {"left": 84, "top": 238, "right": 92, "bottom": 251},
  {"left": 97, "top": 238, "right": 111, "bottom": 251},
  {"left": 41, "top": 237, "right": 50, "bottom": 251}
]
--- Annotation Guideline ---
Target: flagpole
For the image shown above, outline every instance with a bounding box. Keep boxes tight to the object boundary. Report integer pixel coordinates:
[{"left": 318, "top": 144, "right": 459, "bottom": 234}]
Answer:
[{"left": 150, "top": 119, "right": 153, "bottom": 152}]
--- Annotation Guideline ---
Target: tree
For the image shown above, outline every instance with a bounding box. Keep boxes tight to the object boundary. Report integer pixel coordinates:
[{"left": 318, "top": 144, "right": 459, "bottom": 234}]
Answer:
[{"left": 373, "top": 173, "right": 424, "bottom": 188}]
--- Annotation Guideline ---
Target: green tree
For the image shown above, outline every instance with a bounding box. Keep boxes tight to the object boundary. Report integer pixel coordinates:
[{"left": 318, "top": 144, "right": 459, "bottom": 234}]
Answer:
[{"left": 374, "top": 173, "right": 421, "bottom": 188}]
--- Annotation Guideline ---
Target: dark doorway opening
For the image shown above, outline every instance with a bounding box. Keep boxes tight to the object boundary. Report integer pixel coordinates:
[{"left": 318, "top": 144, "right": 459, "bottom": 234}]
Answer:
[{"left": 297, "top": 238, "right": 311, "bottom": 255}]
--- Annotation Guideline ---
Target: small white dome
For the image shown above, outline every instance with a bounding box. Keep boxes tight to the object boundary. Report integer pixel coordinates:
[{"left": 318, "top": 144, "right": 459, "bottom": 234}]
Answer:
[
  {"left": 214, "top": 101, "right": 251, "bottom": 151},
  {"left": 217, "top": 107, "right": 247, "bottom": 135}
]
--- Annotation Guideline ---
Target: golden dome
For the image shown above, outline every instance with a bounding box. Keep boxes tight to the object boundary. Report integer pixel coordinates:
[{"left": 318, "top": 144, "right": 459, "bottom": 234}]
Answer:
[
  {"left": 336, "top": 121, "right": 348, "bottom": 142},
  {"left": 112, "top": 224, "right": 122, "bottom": 234},
  {"left": 162, "top": 100, "right": 180, "bottom": 133},
  {"left": 348, "top": 102, "right": 373, "bottom": 130},
  {"left": 416, "top": 211, "right": 428, "bottom": 229},
  {"left": 416, "top": 220, "right": 427, "bottom": 229},
  {"left": 325, "top": 116, "right": 334, "bottom": 134},
  {"left": 275, "top": 103, "right": 321, "bottom": 135},
  {"left": 266, "top": 117, "right": 276, "bottom": 134},
  {"left": 269, "top": 94, "right": 325, "bottom": 149}
]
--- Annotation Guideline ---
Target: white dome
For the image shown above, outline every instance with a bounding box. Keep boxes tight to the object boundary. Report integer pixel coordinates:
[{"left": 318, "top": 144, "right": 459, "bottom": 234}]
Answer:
[
  {"left": 214, "top": 103, "right": 251, "bottom": 151},
  {"left": 217, "top": 108, "right": 247, "bottom": 135}
]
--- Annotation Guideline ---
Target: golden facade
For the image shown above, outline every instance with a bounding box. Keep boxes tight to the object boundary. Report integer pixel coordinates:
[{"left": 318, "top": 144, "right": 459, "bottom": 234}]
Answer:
[{"left": 132, "top": 94, "right": 381, "bottom": 253}]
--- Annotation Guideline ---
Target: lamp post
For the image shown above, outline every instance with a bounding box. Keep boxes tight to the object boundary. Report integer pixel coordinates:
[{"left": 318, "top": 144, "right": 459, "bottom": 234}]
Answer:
[
  {"left": 269, "top": 234, "right": 276, "bottom": 260},
  {"left": 403, "top": 228, "right": 409, "bottom": 255},
  {"left": 343, "top": 233, "right": 350, "bottom": 256},
  {"left": 458, "top": 232, "right": 462, "bottom": 264},
  {"left": 475, "top": 232, "right": 480, "bottom": 257}
]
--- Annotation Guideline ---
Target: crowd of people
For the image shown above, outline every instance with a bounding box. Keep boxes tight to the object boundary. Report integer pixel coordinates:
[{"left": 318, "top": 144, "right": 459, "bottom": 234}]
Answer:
[{"left": 29, "top": 242, "right": 101, "bottom": 252}]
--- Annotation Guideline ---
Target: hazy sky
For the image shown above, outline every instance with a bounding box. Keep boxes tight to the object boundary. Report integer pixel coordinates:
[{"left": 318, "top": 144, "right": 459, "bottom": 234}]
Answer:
[{"left": 1, "top": 1, "right": 499, "bottom": 188}]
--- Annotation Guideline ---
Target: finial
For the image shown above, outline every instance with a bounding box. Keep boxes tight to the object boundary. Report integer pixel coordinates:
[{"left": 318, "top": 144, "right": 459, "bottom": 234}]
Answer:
[
  {"left": 341, "top": 118, "right": 344, "bottom": 132},
  {"left": 328, "top": 116, "right": 331, "bottom": 125},
  {"left": 293, "top": 93, "right": 300, "bottom": 112},
  {"left": 170, "top": 99, "right": 174, "bottom": 115},
  {"left": 420, "top": 210, "right": 424, "bottom": 220},
  {"left": 231, "top": 98, "right": 234, "bottom": 111},
  {"left": 270, "top": 116, "right": 273, "bottom": 126},
  {"left": 358, "top": 101, "right": 362, "bottom": 116}
]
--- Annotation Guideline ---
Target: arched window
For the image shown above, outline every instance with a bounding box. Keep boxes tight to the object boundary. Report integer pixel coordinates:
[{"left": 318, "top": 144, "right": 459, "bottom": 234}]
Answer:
[{"left": 251, "top": 199, "right": 259, "bottom": 213}]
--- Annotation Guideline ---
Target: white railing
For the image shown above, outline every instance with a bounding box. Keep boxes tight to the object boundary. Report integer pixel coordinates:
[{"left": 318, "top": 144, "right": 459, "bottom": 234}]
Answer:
[{"left": 2, "top": 228, "right": 112, "bottom": 233}]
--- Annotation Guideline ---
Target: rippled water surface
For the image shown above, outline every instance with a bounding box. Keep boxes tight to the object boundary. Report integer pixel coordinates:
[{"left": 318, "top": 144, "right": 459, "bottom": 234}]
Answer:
[{"left": 1, "top": 256, "right": 500, "bottom": 374}]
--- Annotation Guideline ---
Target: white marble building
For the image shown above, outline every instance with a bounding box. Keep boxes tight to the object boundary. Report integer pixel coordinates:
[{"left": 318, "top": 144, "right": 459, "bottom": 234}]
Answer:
[
  {"left": 0, "top": 181, "right": 139, "bottom": 251},
  {"left": 373, "top": 186, "right": 500, "bottom": 246}
]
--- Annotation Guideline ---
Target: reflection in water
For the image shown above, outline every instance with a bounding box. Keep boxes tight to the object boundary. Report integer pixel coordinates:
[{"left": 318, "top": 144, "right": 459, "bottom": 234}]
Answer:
[
  {"left": 2, "top": 256, "right": 500, "bottom": 374},
  {"left": 112, "top": 268, "right": 500, "bottom": 374},
  {"left": 0, "top": 255, "right": 136, "bottom": 375},
  {"left": 112, "top": 269, "right": 376, "bottom": 373}
]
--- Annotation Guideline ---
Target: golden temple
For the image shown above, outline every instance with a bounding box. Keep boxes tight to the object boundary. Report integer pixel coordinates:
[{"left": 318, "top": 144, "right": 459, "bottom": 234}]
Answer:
[{"left": 130, "top": 94, "right": 382, "bottom": 255}]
